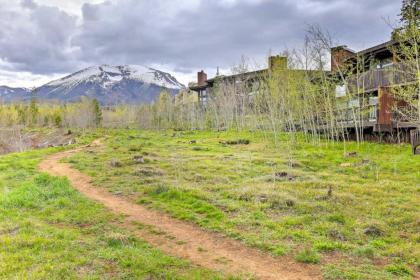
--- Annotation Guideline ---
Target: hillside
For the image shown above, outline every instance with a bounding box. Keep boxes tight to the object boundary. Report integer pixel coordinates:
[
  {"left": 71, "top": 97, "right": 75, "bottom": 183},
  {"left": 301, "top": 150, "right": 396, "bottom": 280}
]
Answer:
[
  {"left": 0, "top": 65, "right": 185, "bottom": 105},
  {"left": 0, "top": 86, "right": 32, "bottom": 102}
]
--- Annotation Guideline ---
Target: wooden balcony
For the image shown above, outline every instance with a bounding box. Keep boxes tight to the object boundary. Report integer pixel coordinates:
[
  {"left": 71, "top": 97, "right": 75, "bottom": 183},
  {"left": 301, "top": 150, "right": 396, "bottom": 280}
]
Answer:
[
  {"left": 347, "top": 63, "right": 417, "bottom": 93},
  {"left": 333, "top": 103, "right": 416, "bottom": 128}
]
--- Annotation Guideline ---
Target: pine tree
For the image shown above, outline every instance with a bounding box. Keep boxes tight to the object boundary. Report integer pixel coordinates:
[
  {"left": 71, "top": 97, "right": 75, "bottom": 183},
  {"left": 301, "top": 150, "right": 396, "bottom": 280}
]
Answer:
[
  {"left": 391, "top": 0, "right": 420, "bottom": 126},
  {"left": 29, "top": 91, "right": 39, "bottom": 126},
  {"left": 400, "top": 0, "right": 419, "bottom": 28},
  {"left": 92, "top": 98, "right": 102, "bottom": 128}
]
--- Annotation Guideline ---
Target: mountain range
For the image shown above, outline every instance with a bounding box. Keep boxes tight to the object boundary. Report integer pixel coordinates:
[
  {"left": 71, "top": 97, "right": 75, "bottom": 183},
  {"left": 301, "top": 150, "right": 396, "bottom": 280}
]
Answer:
[{"left": 0, "top": 65, "right": 185, "bottom": 105}]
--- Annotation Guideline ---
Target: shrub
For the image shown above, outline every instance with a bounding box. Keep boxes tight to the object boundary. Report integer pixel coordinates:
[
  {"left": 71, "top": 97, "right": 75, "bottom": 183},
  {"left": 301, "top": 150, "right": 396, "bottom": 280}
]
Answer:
[{"left": 220, "top": 139, "right": 250, "bottom": 145}]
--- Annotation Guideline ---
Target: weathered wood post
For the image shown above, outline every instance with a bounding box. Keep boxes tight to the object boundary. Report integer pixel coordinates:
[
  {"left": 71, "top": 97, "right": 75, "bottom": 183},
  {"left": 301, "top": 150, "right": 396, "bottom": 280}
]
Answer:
[{"left": 411, "top": 129, "right": 420, "bottom": 155}]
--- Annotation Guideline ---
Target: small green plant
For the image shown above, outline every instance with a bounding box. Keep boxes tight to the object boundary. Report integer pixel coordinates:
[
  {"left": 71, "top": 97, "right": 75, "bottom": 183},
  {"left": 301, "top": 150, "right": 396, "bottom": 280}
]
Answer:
[
  {"left": 148, "top": 184, "right": 170, "bottom": 195},
  {"left": 385, "top": 264, "right": 414, "bottom": 277},
  {"left": 327, "top": 214, "right": 346, "bottom": 224},
  {"left": 354, "top": 245, "right": 376, "bottom": 258},
  {"left": 272, "top": 245, "right": 287, "bottom": 256},
  {"left": 295, "top": 248, "right": 320, "bottom": 264},
  {"left": 314, "top": 241, "right": 343, "bottom": 252},
  {"left": 128, "top": 145, "right": 142, "bottom": 152},
  {"left": 197, "top": 246, "right": 207, "bottom": 252}
]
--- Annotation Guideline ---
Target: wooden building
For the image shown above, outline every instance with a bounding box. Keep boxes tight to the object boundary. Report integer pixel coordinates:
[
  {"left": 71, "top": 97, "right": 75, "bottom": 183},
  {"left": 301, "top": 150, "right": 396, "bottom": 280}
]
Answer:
[
  {"left": 189, "top": 56, "right": 288, "bottom": 106},
  {"left": 331, "top": 40, "right": 418, "bottom": 133},
  {"left": 189, "top": 41, "right": 418, "bottom": 139}
]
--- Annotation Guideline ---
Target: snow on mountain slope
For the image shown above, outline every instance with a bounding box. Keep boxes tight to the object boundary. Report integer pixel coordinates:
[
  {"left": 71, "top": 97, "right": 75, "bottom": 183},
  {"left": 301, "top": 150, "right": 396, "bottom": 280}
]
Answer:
[
  {"left": 45, "top": 65, "right": 184, "bottom": 90},
  {"left": 0, "top": 86, "right": 32, "bottom": 102},
  {"left": 0, "top": 65, "right": 185, "bottom": 105}
]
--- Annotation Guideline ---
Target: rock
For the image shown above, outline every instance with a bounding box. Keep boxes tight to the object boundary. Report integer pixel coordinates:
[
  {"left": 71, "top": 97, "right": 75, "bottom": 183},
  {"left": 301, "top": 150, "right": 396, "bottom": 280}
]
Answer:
[
  {"left": 364, "top": 225, "right": 384, "bottom": 237},
  {"left": 329, "top": 229, "right": 346, "bottom": 241},
  {"left": 327, "top": 186, "right": 333, "bottom": 197},
  {"left": 134, "top": 167, "right": 164, "bottom": 177},
  {"left": 133, "top": 155, "right": 145, "bottom": 164},
  {"left": 345, "top": 151, "right": 358, "bottom": 157},
  {"left": 285, "top": 199, "right": 295, "bottom": 207},
  {"left": 275, "top": 171, "right": 288, "bottom": 178},
  {"left": 189, "top": 140, "right": 197, "bottom": 144},
  {"left": 274, "top": 171, "right": 296, "bottom": 181},
  {"left": 256, "top": 195, "right": 268, "bottom": 203},
  {"left": 315, "top": 187, "right": 333, "bottom": 201},
  {"left": 110, "top": 159, "right": 122, "bottom": 168}
]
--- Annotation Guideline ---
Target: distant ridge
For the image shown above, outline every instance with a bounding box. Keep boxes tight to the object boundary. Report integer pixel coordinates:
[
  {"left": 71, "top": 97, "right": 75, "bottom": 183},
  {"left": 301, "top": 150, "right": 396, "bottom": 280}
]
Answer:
[{"left": 0, "top": 65, "right": 185, "bottom": 105}]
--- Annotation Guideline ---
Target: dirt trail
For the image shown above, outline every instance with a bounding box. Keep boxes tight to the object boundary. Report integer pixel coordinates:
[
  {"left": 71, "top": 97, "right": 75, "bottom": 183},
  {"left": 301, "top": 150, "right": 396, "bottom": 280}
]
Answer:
[{"left": 39, "top": 140, "right": 322, "bottom": 280}]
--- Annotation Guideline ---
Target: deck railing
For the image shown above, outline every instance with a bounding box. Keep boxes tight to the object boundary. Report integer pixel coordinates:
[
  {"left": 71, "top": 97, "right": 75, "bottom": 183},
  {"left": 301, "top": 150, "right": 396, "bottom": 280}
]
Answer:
[
  {"left": 335, "top": 104, "right": 377, "bottom": 123},
  {"left": 347, "top": 63, "right": 417, "bottom": 93}
]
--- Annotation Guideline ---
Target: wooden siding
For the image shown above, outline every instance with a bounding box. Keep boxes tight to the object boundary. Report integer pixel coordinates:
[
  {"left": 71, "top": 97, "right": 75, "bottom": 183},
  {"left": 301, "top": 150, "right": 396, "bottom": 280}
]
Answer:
[{"left": 378, "top": 87, "right": 394, "bottom": 126}]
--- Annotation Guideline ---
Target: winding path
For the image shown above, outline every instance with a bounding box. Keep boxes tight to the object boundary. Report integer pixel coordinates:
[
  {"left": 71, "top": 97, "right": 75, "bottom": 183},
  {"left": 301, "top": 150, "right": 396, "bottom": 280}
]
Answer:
[{"left": 39, "top": 140, "right": 322, "bottom": 280}]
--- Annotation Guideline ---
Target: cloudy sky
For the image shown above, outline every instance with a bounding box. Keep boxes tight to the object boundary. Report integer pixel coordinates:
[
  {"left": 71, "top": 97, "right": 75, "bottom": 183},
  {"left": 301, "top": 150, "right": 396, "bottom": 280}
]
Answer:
[{"left": 0, "top": 0, "right": 401, "bottom": 87}]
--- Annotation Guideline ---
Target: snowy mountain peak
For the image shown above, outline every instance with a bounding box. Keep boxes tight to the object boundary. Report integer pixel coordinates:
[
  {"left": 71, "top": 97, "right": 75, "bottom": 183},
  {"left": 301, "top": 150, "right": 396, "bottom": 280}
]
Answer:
[
  {"left": 46, "top": 64, "right": 185, "bottom": 90},
  {"left": 1, "top": 65, "right": 185, "bottom": 105}
]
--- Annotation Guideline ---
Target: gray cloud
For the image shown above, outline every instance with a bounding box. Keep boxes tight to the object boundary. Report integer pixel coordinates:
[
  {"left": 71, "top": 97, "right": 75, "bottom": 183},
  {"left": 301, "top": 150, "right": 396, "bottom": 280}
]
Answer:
[
  {"left": 0, "top": 0, "right": 402, "bottom": 85},
  {"left": 0, "top": 1, "right": 79, "bottom": 74}
]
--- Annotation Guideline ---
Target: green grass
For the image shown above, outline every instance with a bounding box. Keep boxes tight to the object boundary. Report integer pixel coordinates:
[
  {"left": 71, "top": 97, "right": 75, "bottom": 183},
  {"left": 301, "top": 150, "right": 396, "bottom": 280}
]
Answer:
[
  {"left": 0, "top": 145, "right": 226, "bottom": 279},
  {"left": 66, "top": 129, "right": 420, "bottom": 279}
]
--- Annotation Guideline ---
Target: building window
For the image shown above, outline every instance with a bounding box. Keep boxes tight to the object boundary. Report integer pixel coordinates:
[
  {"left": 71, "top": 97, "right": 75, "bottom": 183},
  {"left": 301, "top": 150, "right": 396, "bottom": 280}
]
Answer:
[
  {"left": 380, "top": 58, "right": 393, "bottom": 68},
  {"left": 368, "top": 96, "right": 378, "bottom": 121},
  {"left": 348, "top": 98, "right": 360, "bottom": 108},
  {"left": 335, "top": 85, "right": 346, "bottom": 97}
]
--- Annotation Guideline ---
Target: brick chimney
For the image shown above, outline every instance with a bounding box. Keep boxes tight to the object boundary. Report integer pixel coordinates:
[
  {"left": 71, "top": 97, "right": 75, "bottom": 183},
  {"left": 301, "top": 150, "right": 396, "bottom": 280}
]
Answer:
[
  {"left": 197, "top": 70, "right": 207, "bottom": 87},
  {"left": 331, "top": 46, "right": 355, "bottom": 72},
  {"left": 268, "top": 56, "right": 288, "bottom": 72}
]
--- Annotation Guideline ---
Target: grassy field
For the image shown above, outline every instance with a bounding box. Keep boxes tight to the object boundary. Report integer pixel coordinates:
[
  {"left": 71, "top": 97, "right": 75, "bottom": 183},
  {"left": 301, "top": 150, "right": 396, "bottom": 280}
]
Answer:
[
  {"left": 66, "top": 129, "right": 420, "bottom": 279},
  {"left": 0, "top": 137, "right": 226, "bottom": 279}
]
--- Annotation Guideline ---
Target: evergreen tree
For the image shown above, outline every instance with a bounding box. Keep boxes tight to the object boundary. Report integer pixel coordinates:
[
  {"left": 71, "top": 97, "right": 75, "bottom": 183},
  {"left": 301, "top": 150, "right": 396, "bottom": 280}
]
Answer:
[
  {"left": 393, "top": 0, "right": 419, "bottom": 40},
  {"left": 29, "top": 91, "right": 39, "bottom": 126},
  {"left": 400, "top": 0, "right": 419, "bottom": 28},
  {"left": 391, "top": 0, "right": 420, "bottom": 126},
  {"left": 92, "top": 98, "right": 102, "bottom": 127}
]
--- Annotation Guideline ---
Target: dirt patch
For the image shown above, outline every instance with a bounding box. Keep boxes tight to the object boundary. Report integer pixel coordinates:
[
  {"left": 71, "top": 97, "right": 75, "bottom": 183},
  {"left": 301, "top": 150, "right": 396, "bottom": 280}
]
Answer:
[{"left": 39, "top": 140, "right": 322, "bottom": 280}]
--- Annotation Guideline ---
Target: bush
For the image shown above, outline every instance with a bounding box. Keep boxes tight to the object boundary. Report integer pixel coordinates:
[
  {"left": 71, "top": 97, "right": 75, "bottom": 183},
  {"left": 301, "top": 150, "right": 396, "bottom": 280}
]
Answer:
[{"left": 220, "top": 139, "right": 250, "bottom": 145}]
